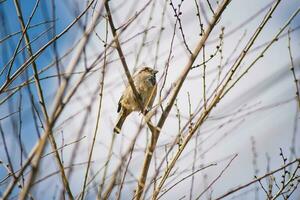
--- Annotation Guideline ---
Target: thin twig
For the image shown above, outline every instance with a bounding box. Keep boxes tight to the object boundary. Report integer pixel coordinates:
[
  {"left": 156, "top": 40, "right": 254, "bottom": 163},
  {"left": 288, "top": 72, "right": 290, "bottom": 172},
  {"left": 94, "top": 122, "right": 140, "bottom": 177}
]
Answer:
[
  {"left": 215, "top": 159, "right": 300, "bottom": 200},
  {"left": 196, "top": 154, "right": 238, "bottom": 199},
  {"left": 287, "top": 28, "right": 300, "bottom": 109}
]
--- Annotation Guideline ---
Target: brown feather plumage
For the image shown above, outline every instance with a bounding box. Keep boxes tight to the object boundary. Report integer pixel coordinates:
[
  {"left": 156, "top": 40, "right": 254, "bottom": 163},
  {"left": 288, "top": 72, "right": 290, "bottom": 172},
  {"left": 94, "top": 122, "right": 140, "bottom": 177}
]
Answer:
[{"left": 113, "top": 67, "right": 158, "bottom": 134}]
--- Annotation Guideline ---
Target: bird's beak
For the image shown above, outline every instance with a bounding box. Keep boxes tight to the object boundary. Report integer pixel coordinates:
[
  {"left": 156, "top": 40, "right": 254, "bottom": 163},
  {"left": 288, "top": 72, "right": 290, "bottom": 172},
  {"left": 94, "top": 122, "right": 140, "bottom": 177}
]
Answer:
[{"left": 153, "top": 70, "right": 158, "bottom": 74}]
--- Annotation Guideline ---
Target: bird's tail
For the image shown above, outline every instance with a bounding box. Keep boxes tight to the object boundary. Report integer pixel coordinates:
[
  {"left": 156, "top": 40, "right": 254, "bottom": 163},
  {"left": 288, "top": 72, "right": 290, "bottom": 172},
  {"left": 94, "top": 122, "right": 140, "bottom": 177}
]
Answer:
[{"left": 114, "top": 112, "right": 128, "bottom": 134}]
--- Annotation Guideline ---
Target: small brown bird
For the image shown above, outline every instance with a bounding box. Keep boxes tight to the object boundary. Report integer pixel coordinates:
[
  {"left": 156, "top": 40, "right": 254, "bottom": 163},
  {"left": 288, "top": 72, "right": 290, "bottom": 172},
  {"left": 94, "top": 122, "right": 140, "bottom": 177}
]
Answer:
[{"left": 114, "top": 67, "right": 158, "bottom": 134}]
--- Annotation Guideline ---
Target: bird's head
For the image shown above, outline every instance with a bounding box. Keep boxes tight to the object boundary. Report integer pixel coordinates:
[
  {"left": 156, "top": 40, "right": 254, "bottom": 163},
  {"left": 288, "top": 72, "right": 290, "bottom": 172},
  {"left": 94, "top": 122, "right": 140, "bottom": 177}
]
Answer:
[
  {"left": 135, "top": 66, "right": 158, "bottom": 86},
  {"left": 137, "top": 66, "right": 158, "bottom": 76}
]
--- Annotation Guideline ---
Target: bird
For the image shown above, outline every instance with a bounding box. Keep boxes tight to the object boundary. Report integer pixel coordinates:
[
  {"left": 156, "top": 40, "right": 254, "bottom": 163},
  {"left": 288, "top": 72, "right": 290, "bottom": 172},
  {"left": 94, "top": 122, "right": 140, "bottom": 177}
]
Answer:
[{"left": 114, "top": 66, "right": 158, "bottom": 134}]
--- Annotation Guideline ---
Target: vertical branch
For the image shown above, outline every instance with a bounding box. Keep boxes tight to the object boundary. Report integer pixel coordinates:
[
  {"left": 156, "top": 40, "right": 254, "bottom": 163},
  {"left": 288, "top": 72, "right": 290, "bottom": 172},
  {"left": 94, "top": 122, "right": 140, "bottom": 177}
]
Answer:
[
  {"left": 169, "top": 0, "right": 192, "bottom": 54},
  {"left": 188, "top": 92, "right": 197, "bottom": 200},
  {"left": 174, "top": 99, "right": 182, "bottom": 146},
  {"left": 100, "top": 131, "right": 140, "bottom": 200},
  {"left": 288, "top": 107, "right": 299, "bottom": 166},
  {"left": 24, "top": 65, "right": 42, "bottom": 139},
  {"left": 0, "top": 123, "right": 14, "bottom": 179},
  {"left": 153, "top": 0, "right": 167, "bottom": 69},
  {"left": 116, "top": 147, "right": 134, "bottom": 200},
  {"left": 158, "top": 11, "right": 177, "bottom": 112},
  {"left": 51, "top": 0, "right": 61, "bottom": 84},
  {"left": 5, "top": 0, "right": 40, "bottom": 79},
  {"left": 194, "top": 0, "right": 204, "bottom": 36},
  {"left": 202, "top": 45, "right": 207, "bottom": 110},
  {"left": 95, "top": 14, "right": 110, "bottom": 199},
  {"left": 17, "top": 89, "right": 25, "bottom": 185},
  {"left": 251, "top": 136, "right": 259, "bottom": 200},
  {"left": 133, "top": 0, "right": 156, "bottom": 70},
  {"left": 287, "top": 28, "right": 300, "bottom": 109},
  {"left": 217, "top": 27, "right": 225, "bottom": 85},
  {"left": 97, "top": 131, "right": 116, "bottom": 199},
  {"left": 80, "top": 14, "right": 108, "bottom": 200},
  {"left": 63, "top": 85, "right": 99, "bottom": 199}
]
